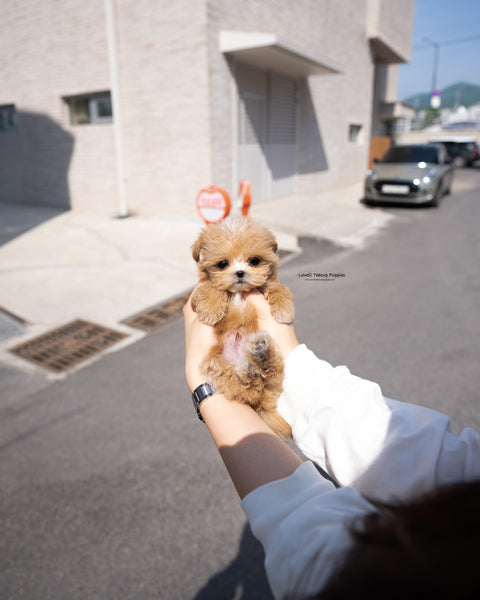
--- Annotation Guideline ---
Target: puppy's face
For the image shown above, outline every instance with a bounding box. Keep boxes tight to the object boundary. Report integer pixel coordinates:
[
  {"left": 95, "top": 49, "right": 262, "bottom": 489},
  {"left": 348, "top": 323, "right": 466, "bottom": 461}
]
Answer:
[{"left": 192, "top": 217, "right": 279, "bottom": 293}]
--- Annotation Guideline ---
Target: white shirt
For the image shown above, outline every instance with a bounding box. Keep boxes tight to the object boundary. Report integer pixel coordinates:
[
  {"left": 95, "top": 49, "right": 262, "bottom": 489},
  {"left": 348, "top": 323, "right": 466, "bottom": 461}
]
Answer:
[{"left": 241, "top": 345, "right": 480, "bottom": 599}]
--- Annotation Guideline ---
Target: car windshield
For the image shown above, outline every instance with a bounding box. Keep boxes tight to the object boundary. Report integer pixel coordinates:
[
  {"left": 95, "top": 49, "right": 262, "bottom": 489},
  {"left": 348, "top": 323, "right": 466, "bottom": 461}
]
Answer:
[
  {"left": 382, "top": 145, "right": 438, "bottom": 164},
  {"left": 439, "top": 142, "right": 468, "bottom": 149}
]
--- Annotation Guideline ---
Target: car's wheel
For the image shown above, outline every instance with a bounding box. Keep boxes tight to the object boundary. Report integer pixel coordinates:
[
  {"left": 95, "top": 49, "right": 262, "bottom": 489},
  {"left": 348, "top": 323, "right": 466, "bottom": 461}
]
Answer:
[
  {"left": 453, "top": 155, "right": 466, "bottom": 168},
  {"left": 431, "top": 181, "right": 443, "bottom": 207},
  {"left": 445, "top": 177, "right": 452, "bottom": 195}
]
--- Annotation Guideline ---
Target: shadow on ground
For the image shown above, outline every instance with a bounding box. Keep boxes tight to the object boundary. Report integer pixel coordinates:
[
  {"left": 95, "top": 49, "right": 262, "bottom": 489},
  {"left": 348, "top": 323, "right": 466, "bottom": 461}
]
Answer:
[
  {"left": 193, "top": 524, "right": 273, "bottom": 600},
  {"left": 0, "top": 203, "right": 68, "bottom": 247}
]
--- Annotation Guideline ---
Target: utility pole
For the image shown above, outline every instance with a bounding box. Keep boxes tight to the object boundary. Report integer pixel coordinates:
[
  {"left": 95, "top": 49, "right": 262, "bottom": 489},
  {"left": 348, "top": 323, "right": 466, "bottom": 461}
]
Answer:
[
  {"left": 423, "top": 37, "right": 441, "bottom": 108},
  {"left": 419, "top": 34, "right": 480, "bottom": 111}
]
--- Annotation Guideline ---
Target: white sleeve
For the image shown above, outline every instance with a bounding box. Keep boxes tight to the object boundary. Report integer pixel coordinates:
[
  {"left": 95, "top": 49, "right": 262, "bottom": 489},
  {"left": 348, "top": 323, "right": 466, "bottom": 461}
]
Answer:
[
  {"left": 278, "top": 345, "right": 480, "bottom": 502},
  {"left": 241, "top": 461, "right": 374, "bottom": 600}
]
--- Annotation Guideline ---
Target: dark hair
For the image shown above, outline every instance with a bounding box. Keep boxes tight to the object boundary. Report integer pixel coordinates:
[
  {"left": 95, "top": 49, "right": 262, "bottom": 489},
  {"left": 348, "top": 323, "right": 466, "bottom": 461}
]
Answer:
[{"left": 315, "top": 480, "right": 480, "bottom": 599}]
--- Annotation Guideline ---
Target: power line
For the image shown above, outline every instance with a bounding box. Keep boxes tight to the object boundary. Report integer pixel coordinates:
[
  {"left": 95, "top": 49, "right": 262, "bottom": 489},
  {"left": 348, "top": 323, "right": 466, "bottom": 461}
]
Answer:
[{"left": 413, "top": 33, "right": 480, "bottom": 51}]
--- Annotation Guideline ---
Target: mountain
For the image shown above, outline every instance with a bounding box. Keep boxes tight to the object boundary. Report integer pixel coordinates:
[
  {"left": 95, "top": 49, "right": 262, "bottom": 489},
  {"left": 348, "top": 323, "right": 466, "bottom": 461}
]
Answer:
[{"left": 403, "top": 82, "right": 480, "bottom": 111}]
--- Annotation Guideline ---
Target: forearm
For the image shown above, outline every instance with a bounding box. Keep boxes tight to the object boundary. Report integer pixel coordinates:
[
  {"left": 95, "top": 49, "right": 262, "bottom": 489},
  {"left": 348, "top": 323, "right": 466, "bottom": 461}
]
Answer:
[{"left": 199, "top": 393, "right": 303, "bottom": 500}]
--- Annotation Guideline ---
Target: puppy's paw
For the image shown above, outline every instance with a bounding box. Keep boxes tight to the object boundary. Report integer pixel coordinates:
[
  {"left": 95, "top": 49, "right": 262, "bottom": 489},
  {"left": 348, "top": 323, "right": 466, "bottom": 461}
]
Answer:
[
  {"left": 271, "top": 301, "right": 295, "bottom": 324},
  {"left": 235, "top": 358, "right": 261, "bottom": 383},
  {"left": 263, "top": 283, "right": 295, "bottom": 324},
  {"left": 191, "top": 286, "right": 228, "bottom": 325},
  {"left": 195, "top": 306, "right": 224, "bottom": 326},
  {"left": 234, "top": 333, "right": 269, "bottom": 380},
  {"left": 249, "top": 332, "right": 270, "bottom": 363}
]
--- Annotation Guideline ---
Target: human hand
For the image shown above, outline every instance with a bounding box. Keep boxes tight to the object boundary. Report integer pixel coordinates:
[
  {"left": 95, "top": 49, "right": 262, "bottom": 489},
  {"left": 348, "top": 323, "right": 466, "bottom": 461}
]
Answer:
[
  {"left": 245, "top": 290, "right": 299, "bottom": 360},
  {"left": 183, "top": 286, "right": 217, "bottom": 392}
]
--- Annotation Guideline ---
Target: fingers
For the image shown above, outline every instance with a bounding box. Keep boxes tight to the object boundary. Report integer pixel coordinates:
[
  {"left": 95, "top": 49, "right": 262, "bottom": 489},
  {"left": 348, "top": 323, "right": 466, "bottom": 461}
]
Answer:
[
  {"left": 244, "top": 290, "right": 299, "bottom": 359},
  {"left": 183, "top": 283, "right": 203, "bottom": 323},
  {"left": 244, "top": 290, "right": 275, "bottom": 321},
  {"left": 183, "top": 284, "right": 216, "bottom": 392},
  {"left": 183, "top": 295, "right": 193, "bottom": 318}
]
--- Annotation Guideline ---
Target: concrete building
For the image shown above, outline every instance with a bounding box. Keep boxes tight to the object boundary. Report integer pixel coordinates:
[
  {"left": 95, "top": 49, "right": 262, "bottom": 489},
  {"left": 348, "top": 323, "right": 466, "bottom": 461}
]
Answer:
[{"left": 0, "top": 0, "right": 415, "bottom": 219}]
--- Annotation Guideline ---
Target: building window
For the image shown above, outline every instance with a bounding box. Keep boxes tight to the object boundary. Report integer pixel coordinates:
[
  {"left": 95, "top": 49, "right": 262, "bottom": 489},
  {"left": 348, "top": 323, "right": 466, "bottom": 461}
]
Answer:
[
  {"left": 66, "top": 92, "right": 113, "bottom": 125},
  {"left": 0, "top": 104, "right": 18, "bottom": 132},
  {"left": 348, "top": 123, "right": 362, "bottom": 144}
]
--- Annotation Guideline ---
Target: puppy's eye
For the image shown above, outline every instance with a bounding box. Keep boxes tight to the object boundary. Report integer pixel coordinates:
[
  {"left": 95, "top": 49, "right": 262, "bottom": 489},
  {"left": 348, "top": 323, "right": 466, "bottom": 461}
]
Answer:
[
  {"left": 248, "top": 257, "right": 261, "bottom": 266},
  {"left": 217, "top": 260, "right": 229, "bottom": 270}
]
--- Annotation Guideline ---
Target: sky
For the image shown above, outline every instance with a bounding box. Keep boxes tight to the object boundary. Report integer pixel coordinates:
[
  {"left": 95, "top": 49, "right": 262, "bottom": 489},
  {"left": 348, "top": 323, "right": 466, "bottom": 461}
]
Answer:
[{"left": 397, "top": 0, "right": 480, "bottom": 100}]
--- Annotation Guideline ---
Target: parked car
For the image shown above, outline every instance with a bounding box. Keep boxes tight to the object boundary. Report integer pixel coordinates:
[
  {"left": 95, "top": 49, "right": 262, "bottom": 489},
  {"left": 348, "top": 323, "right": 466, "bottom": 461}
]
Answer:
[
  {"left": 429, "top": 136, "right": 479, "bottom": 167},
  {"left": 443, "top": 121, "right": 480, "bottom": 131},
  {"left": 364, "top": 143, "right": 454, "bottom": 207}
]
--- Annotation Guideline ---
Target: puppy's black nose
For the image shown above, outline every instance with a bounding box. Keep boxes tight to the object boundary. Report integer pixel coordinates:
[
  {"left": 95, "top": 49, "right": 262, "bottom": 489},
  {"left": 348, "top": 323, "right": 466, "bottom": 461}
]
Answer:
[{"left": 236, "top": 270, "right": 245, "bottom": 278}]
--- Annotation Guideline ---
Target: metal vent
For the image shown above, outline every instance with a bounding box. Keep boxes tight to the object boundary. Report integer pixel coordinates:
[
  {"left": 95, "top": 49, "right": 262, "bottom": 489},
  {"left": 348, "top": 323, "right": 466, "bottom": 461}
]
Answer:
[
  {"left": 124, "top": 291, "right": 192, "bottom": 333},
  {"left": 9, "top": 319, "right": 128, "bottom": 373}
]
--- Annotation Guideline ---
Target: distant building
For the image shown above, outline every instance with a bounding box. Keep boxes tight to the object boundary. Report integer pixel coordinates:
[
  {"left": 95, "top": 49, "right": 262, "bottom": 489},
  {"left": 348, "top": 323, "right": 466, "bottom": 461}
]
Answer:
[{"left": 0, "top": 0, "right": 414, "bottom": 218}]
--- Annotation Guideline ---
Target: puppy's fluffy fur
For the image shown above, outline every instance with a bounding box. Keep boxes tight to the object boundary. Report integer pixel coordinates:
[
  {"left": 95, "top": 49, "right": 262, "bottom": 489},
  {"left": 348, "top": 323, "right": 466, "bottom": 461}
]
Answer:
[{"left": 191, "top": 216, "right": 294, "bottom": 438}]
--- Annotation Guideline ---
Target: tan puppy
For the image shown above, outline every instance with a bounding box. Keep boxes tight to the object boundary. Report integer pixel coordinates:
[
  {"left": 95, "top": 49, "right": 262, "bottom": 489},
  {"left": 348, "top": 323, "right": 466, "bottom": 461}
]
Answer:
[{"left": 190, "top": 216, "right": 294, "bottom": 438}]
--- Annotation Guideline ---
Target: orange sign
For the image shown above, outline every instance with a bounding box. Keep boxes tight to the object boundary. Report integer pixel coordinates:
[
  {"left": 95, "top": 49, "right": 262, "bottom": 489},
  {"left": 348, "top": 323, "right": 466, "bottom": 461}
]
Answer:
[
  {"left": 196, "top": 185, "right": 231, "bottom": 224},
  {"left": 238, "top": 179, "right": 252, "bottom": 216}
]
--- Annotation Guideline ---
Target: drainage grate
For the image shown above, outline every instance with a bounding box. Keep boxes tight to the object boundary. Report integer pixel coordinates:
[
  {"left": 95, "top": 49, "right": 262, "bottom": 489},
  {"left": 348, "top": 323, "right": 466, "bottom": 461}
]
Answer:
[
  {"left": 9, "top": 319, "right": 128, "bottom": 373},
  {"left": 124, "top": 291, "right": 192, "bottom": 333}
]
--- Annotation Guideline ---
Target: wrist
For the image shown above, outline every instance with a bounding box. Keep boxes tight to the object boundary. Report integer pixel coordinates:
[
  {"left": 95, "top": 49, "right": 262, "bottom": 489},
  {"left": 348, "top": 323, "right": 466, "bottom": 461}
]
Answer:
[
  {"left": 199, "top": 393, "right": 267, "bottom": 440},
  {"left": 281, "top": 339, "right": 299, "bottom": 360},
  {"left": 186, "top": 368, "right": 205, "bottom": 393},
  {"left": 192, "top": 381, "right": 217, "bottom": 422}
]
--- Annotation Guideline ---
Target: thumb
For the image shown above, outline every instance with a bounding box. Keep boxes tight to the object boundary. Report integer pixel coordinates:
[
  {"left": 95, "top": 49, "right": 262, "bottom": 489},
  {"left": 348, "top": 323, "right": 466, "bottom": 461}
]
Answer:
[{"left": 245, "top": 290, "right": 274, "bottom": 321}]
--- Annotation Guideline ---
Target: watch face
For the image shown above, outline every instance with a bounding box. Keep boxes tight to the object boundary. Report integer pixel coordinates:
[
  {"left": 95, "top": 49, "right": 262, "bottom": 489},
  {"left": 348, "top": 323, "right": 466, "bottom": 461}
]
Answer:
[
  {"left": 192, "top": 383, "right": 215, "bottom": 421},
  {"left": 195, "top": 383, "right": 215, "bottom": 402}
]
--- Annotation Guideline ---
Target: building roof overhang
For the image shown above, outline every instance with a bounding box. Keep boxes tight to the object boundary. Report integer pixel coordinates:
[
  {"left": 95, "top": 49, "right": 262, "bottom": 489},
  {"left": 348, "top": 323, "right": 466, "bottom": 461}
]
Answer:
[
  {"left": 370, "top": 37, "right": 408, "bottom": 64},
  {"left": 380, "top": 101, "right": 415, "bottom": 121},
  {"left": 219, "top": 30, "right": 343, "bottom": 78}
]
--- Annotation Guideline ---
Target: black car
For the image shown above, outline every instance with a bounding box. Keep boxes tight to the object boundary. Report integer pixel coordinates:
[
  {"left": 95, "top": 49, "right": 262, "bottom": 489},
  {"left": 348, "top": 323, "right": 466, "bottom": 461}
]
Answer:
[{"left": 429, "top": 136, "right": 479, "bottom": 167}]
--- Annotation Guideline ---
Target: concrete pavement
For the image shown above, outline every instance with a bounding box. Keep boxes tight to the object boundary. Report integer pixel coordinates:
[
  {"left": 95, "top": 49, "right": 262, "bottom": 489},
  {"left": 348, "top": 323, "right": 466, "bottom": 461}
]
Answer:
[{"left": 0, "top": 181, "right": 394, "bottom": 371}]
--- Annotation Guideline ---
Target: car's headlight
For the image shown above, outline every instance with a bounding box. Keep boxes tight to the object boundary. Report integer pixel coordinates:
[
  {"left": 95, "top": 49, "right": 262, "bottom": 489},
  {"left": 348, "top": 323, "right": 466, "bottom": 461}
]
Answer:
[
  {"left": 422, "top": 168, "right": 437, "bottom": 184},
  {"left": 366, "top": 169, "right": 377, "bottom": 181}
]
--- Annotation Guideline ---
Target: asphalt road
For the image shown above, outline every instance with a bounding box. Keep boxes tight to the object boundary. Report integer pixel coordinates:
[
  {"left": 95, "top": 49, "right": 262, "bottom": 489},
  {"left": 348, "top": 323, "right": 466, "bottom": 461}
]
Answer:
[{"left": 1, "top": 167, "right": 479, "bottom": 599}]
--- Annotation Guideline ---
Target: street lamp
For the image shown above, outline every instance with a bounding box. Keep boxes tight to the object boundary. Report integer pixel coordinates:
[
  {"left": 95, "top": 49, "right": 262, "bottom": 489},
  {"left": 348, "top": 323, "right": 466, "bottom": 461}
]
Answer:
[{"left": 423, "top": 37, "right": 441, "bottom": 108}]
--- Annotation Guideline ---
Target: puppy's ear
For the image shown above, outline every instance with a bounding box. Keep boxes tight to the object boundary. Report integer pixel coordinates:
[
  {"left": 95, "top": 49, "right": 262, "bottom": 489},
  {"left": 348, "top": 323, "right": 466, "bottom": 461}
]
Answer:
[
  {"left": 258, "top": 222, "right": 279, "bottom": 254},
  {"left": 268, "top": 231, "right": 278, "bottom": 254},
  {"left": 191, "top": 233, "right": 204, "bottom": 263}
]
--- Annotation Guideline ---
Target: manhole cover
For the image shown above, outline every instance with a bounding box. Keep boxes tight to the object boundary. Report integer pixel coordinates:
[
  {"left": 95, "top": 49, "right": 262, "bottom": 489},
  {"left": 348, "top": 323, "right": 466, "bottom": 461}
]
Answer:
[
  {"left": 9, "top": 319, "right": 128, "bottom": 373},
  {"left": 124, "top": 291, "right": 192, "bottom": 333}
]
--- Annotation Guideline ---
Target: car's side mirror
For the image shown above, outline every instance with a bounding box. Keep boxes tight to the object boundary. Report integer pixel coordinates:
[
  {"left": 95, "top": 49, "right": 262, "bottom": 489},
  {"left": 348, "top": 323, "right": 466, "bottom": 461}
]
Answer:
[{"left": 373, "top": 158, "right": 379, "bottom": 164}]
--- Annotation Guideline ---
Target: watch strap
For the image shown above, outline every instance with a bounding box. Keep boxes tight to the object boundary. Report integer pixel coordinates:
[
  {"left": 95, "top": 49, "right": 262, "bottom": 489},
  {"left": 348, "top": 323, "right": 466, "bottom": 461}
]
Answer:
[{"left": 192, "top": 382, "right": 216, "bottom": 421}]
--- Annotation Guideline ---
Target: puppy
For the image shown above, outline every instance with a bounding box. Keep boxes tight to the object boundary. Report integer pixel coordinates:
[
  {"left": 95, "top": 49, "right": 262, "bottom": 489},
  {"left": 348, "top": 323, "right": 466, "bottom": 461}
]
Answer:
[{"left": 190, "top": 216, "right": 294, "bottom": 438}]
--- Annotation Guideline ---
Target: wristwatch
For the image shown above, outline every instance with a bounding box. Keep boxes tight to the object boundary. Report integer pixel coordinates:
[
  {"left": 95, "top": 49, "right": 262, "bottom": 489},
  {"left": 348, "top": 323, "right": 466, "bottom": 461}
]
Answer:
[{"left": 192, "top": 382, "right": 216, "bottom": 422}]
